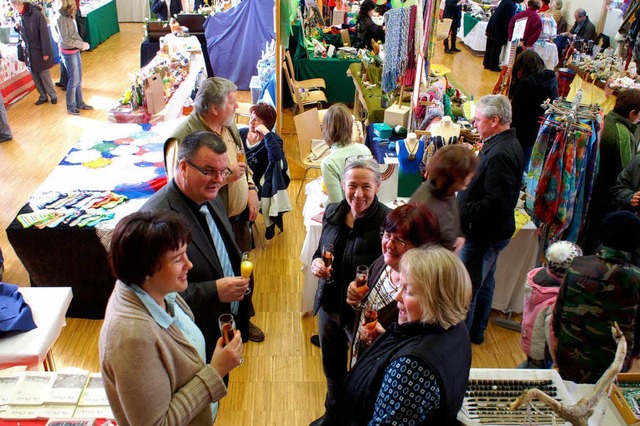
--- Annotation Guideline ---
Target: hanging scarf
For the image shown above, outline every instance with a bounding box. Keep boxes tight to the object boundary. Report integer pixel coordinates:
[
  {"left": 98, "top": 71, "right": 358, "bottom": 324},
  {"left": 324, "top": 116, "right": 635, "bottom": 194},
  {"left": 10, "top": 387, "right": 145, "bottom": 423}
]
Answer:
[{"left": 382, "top": 8, "right": 410, "bottom": 93}]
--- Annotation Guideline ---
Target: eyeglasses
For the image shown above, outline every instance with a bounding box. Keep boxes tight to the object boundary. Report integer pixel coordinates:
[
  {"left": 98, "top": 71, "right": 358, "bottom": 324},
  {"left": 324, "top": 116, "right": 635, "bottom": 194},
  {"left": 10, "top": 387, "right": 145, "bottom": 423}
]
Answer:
[
  {"left": 344, "top": 154, "right": 375, "bottom": 165},
  {"left": 380, "top": 230, "right": 408, "bottom": 249},
  {"left": 184, "top": 159, "right": 232, "bottom": 179}
]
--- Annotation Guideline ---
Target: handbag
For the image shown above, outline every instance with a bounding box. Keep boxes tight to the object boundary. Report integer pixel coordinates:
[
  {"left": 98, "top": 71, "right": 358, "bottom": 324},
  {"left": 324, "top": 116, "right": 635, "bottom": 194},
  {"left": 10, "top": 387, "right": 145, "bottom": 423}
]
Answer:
[{"left": 16, "top": 37, "right": 26, "bottom": 62}]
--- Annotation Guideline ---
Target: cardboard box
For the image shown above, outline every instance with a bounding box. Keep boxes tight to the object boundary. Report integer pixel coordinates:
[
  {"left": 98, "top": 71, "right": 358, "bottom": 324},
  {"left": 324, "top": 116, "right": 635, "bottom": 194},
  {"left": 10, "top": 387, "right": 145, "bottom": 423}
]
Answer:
[
  {"left": 145, "top": 74, "right": 165, "bottom": 115},
  {"left": 612, "top": 373, "right": 640, "bottom": 424},
  {"left": 372, "top": 123, "right": 392, "bottom": 139},
  {"left": 384, "top": 104, "right": 410, "bottom": 128}
]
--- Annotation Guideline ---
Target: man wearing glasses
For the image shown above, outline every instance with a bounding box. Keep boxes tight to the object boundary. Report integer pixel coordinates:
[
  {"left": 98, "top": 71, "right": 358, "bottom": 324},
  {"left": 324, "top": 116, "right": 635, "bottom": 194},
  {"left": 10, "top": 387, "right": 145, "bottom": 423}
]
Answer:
[
  {"left": 164, "top": 77, "right": 264, "bottom": 343},
  {"left": 143, "top": 131, "right": 251, "bottom": 363}
]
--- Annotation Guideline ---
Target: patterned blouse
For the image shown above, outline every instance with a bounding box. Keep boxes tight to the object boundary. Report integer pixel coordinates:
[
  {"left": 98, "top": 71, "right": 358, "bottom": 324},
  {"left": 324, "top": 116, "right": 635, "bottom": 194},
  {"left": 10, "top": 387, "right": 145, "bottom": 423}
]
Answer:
[{"left": 369, "top": 356, "right": 440, "bottom": 425}]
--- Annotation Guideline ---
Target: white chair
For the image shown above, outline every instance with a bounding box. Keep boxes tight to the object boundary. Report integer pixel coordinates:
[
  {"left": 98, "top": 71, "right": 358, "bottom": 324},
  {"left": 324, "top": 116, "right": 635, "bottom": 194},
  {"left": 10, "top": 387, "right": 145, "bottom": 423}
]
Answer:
[
  {"left": 283, "top": 64, "right": 327, "bottom": 114},
  {"left": 284, "top": 50, "right": 326, "bottom": 91}
]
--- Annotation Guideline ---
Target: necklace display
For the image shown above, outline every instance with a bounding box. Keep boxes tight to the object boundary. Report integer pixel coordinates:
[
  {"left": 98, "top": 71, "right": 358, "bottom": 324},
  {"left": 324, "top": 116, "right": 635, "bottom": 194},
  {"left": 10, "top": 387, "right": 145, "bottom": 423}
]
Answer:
[{"left": 405, "top": 138, "right": 419, "bottom": 161}]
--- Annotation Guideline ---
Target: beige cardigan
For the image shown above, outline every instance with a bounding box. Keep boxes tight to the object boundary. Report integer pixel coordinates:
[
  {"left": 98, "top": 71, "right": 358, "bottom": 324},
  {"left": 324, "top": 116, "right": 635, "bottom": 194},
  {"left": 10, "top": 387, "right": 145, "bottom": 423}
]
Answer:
[{"left": 99, "top": 281, "right": 227, "bottom": 426}]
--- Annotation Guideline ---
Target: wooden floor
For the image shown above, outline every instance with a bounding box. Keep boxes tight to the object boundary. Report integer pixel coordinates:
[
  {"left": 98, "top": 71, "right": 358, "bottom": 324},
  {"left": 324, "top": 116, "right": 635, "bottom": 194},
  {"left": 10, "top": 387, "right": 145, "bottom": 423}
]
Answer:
[{"left": 0, "top": 25, "right": 525, "bottom": 425}]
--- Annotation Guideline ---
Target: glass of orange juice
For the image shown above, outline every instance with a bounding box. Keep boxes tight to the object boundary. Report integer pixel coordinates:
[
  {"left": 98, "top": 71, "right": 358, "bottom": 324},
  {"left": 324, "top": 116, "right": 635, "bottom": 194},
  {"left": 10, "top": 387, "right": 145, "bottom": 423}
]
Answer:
[{"left": 241, "top": 251, "right": 254, "bottom": 295}]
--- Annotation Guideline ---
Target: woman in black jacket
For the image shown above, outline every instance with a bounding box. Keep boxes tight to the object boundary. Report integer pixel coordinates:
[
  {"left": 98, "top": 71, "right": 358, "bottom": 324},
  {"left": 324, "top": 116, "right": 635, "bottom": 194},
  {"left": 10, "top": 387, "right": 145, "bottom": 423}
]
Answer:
[
  {"left": 483, "top": 0, "right": 521, "bottom": 70},
  {"left": 352, "top": 0, "right": 384, "bottom": 51},
  {"left": 11, "top": 0, "right": 57, "bottom": 105},
  {"left": 309, "top": 158, "right": 391, "bottom": 426},
  {"left": 510, "top": 50, "right": 557, "bottom": 169}
]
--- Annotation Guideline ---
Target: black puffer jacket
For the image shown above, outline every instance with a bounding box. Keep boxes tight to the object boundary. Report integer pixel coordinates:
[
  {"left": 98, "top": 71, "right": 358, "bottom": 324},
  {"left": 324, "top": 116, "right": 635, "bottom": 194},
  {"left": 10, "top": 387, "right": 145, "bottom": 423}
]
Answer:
[
  {"left": 313, "top": 198, "right": 390, "bottom": 315},
  {"left": 15, "top": 3, "right": 54, "bottom": 73},
  {"left": 511, "top": 70, "right": 558, "bottom": 149}
]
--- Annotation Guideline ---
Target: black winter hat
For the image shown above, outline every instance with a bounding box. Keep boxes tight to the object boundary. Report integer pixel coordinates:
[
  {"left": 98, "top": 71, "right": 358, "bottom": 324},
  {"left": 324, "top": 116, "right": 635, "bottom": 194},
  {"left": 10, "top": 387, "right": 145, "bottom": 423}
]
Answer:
[{"left": 599, "top": 211, "right": 640, "bottom": 253}]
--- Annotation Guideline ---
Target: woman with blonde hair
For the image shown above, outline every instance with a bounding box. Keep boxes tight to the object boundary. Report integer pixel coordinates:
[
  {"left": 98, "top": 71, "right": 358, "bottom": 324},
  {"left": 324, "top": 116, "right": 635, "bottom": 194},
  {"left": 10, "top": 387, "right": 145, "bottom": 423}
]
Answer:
[
  {"left": 320, "top": 103, "right": 371, "bottom": 205},
  {"left": 334, "top": 246, "right": 472, "bottom": 425}
]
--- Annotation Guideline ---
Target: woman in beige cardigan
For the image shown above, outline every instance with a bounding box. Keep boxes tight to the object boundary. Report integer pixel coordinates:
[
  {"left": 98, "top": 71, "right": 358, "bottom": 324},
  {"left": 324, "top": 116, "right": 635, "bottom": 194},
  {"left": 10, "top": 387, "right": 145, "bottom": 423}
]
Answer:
[{"left": 99, "top": 210, "right": 242, "bottom": 425}]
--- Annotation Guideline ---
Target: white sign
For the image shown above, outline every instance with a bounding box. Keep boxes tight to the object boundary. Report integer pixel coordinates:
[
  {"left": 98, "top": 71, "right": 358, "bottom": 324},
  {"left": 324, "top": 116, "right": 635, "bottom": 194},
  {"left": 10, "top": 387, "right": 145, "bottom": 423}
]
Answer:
[{"left": 512, "top": 17, "right": 528, "bottom": 41}]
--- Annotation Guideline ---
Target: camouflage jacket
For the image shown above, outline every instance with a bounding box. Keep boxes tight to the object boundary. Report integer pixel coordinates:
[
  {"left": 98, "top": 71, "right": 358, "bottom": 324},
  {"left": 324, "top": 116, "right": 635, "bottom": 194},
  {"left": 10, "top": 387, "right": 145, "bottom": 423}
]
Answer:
[{"left": 552, "top": 246, "right": 640, "bottom": 383}]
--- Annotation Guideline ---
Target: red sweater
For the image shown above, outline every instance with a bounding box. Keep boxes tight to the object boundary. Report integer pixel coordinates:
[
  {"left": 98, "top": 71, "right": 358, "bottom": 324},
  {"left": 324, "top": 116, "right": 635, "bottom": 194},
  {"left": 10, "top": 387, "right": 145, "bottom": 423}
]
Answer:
[{"left": 508, "top": 7, "right": 543, "bottom": 47}]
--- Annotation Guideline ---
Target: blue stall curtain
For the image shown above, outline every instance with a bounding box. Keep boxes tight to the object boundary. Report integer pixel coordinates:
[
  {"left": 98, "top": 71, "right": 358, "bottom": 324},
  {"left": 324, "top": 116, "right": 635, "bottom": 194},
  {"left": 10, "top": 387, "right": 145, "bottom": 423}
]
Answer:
[
  {"left": 204, "top": 0, "right": 275, "bottom": 90},
  {"left": 0, "top": 283, "right": 37, "bottom": 336}
]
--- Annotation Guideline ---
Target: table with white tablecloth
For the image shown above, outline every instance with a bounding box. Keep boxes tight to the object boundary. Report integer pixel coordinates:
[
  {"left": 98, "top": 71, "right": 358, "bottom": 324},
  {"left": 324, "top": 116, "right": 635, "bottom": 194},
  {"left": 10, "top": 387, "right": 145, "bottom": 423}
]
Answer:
[
  {"left": 299, "top": 178, "right": 539, "bottom": 316},
  {"left": 457, "top": 12, "right": 488, "bottom": 53},
  {"left": 533, "top": 41, "right": 559, "bottom": 70},
  {"left": 0, "top": 287, "right": 72, "bottom": 370}
]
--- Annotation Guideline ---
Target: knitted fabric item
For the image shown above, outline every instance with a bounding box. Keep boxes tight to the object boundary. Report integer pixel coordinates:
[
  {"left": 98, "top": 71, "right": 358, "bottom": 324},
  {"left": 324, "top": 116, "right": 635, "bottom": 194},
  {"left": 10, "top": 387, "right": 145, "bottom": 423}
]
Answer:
[{"left": 382, "top": 8, "right": 411, "bottom": 93}]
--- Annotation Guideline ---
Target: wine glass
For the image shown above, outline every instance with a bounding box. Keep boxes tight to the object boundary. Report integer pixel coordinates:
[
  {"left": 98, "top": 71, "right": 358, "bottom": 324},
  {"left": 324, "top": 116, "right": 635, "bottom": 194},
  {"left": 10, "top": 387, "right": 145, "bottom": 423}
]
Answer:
[
  {"left": 322, "top": 244, "right": 334, "bottom": 283},
  {"left": 218, "top": 313, "right": 243, "bottom": 365},
  {"left": 241, "top": 251, "right": 254, "bottom": 295},
  {"left": 354, "top": 265, "right": 369, "bottom": 310},
  {"left": 363, "top": 303, "right": 379, "bottom": 330}
]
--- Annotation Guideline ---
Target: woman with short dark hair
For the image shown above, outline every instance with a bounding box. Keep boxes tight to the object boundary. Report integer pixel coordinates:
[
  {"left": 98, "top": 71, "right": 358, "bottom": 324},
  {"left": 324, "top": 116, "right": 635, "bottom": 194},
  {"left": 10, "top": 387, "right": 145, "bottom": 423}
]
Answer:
[
  {"left": 99, "top": 210, "right": 242, "bottom": 425},
  {"left": 410, "top": 145, "right": 478, "bottom": 252},
  {"left": 238, "top": 103, "right": 291, "bottom": 239},
  {"left": 346, "top": 202, "right": 442, "bottom": 366}
]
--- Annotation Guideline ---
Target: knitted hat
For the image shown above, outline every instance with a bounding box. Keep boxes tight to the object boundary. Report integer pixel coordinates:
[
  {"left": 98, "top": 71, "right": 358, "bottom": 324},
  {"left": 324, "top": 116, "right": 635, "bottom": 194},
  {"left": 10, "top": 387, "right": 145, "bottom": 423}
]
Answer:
[
  {"left": 600, "top": 211, "right": 640, "bottom": 253},
  {"left": 546, "top": 241, "right": 583, "bottom": 278}
]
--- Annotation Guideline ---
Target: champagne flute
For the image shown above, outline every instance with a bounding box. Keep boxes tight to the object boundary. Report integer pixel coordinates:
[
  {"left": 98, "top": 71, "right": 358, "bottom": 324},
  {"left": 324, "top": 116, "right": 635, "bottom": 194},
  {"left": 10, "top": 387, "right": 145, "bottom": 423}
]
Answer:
[
  {"left": 218, "top": 313, "right": 243, "bottom": 365},
  {"left": 241, "top": 251, "right": 254, "bottom": 295},
  {"left": 354, "top": 265, "right": 369, "bottom": 310},
  {"left": 322, "top": 244, "right": 334, "bottom": 283},
  {"left": 363, "top": 302, "right": 379, "bottom": 330}
]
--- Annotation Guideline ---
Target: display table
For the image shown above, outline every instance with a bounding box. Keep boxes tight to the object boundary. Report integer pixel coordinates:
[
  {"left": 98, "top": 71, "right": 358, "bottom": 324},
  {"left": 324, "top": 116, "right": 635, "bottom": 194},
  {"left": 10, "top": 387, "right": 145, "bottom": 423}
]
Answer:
[
  {"left": 6, "top": 121, "right": 180, "bottom": 318},
  {"left": 0, "top": 43, "right": 35, "bottom": 105},
  {"left": 80, "top": 0, "right": 120, "bottom": 50},
  {"left": 0, "top": 287, "right": 72, "bottom": 371},
  {"left": 299, "top": 178, "right": 538, "bottom": 315},
  {"left": 294, "top": 56, "right": 359, "bottom": 104},
  {"left": 115, "top": 0, "right": 149, "bottom": 22},
  {"left": 567, "top": 66, "right": 616, "bottom": 114},
  {"left": 459, "top": 368, "right": 626, "bottom": 425},
  {"left": 111, "top": 47, "right": 206, "bottom": 123},
  {"left": 457, "top": 12, "right": 487, "bottom": 53}
]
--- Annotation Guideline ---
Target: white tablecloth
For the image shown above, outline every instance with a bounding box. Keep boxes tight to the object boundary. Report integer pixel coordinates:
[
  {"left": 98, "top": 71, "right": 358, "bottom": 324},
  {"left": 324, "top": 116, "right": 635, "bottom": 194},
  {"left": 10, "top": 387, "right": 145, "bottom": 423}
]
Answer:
[
  {"left": 457, "top": 13, "right": 488, "bottom": 52},
  {"left": 79, "top": 0, "right": 113, "bottom": 17},
  {"left": 0, "top": 287, "right": 72, "bottom": 369},
  {"left": 116, "top": 0, "right": 150, "bottom": 22},
  {"left": 299, "top": 178, "right": 538, "bottom": 315}
]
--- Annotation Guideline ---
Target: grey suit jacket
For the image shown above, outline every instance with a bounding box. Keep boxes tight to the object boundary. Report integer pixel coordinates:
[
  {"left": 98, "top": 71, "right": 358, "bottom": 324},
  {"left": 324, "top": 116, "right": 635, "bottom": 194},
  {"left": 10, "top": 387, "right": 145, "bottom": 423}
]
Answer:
[{"left": 141, "top": 180, "right": 247, "bottom": 362}]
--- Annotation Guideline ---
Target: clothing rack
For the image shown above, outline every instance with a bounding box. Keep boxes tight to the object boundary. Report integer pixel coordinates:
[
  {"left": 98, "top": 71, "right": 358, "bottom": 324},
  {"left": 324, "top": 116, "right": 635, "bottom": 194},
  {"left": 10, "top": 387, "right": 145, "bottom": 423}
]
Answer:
[{"left": 526, "top": 89, "right": 602, "bottom": 258}]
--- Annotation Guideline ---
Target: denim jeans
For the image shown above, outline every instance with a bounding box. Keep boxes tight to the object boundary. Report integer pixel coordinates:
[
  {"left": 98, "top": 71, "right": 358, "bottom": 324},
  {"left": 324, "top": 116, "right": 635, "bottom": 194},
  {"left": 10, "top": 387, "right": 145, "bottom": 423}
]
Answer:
[
  {"left": 61, "top": 50, "right": 84, "bottom": 110},
  {"left": 460, "top": 237, "right": 511, "bottom": 342}
]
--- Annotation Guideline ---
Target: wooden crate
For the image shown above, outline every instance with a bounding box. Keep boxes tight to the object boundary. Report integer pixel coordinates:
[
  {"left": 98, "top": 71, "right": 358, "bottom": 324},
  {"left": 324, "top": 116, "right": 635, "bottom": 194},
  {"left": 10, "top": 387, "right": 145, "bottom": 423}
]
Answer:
[{"left": 611, "top": 373, "right": 640, "bottom": 424}]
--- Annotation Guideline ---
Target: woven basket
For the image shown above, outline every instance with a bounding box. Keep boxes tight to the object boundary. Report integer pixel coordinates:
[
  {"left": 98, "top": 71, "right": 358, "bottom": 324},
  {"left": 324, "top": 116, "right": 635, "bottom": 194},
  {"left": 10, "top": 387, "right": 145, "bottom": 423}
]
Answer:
[{"left": 460, "top": 128, "right": 481, "bottom": 145}]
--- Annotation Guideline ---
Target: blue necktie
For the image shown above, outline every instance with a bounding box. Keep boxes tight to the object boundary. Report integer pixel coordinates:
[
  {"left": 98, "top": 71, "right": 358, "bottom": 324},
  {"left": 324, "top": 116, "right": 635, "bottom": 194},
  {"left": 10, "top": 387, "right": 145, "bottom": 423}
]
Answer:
[{"left": 199, "top": 205, "right": 238, "bottom": 314}]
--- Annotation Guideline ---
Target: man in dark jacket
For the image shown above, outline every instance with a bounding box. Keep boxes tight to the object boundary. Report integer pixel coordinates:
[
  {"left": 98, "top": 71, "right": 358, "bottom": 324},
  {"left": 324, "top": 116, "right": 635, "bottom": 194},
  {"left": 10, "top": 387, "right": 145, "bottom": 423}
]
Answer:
[
  {"left": 458, "top": 94, "right": 525, "bottom": 344},
  {"left": 483, "top": 0, "right": 522, "bottom": 71},
  {"left": 612, "top": 154, "right": 640, "bottom": 214},
  {"left": 580, "top": 89, "right": 640, "bottom": 255},
  {"left": 562, "top": 8, "right": 596, "bottom": 41}
]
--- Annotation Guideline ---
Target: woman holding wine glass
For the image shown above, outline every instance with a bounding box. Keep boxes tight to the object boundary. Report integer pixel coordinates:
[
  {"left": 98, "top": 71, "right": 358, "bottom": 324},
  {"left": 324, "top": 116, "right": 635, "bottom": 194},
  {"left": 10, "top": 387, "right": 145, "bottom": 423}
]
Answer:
[
  {"left": 336, "top": 246, "right": 472, "bottom": 425},
  {"left": 346, "top": 203, "right": 442, "bottom": 365},
  {"left": 99, "top": 210, "right": 242, "bottom": 425},
  {"left": 309, "top": 159, "right": 390, "bottom": 426}
]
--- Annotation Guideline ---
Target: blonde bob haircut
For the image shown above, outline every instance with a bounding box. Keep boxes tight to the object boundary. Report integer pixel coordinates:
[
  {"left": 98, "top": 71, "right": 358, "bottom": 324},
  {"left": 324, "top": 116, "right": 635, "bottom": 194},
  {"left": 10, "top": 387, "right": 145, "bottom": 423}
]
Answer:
[
  {"left": 399, "top": 246, "right": 472, "bottom": 329},
  {"left": 322, "top": 103, "right": 354, "bottom": 147}
]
